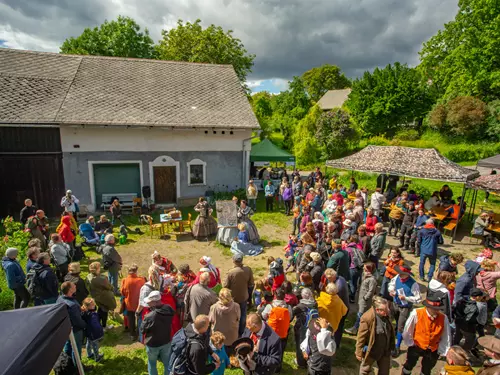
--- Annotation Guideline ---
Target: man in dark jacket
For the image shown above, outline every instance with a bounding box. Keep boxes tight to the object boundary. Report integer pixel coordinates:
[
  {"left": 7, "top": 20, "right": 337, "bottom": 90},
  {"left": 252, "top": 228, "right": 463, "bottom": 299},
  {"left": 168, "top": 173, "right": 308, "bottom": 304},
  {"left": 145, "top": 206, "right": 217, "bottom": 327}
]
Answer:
[
  {"left": 140, "top": 290, "right": 175, "bottom": 375},
  {"left": 409, "top": 209, "right": 429, "bottom": 256},
  {"left": 2, "top": 247, "right": 29, "bottom": 308},
  {"left": 243, "top": 313, "right": 282, "bottom": 375},
  {"left": 418, "top": 219, "right": 444, "bottom": 282},
  {"left": 326, "top": 240, "right": 350, "bottom": 281},
  {"left": 454, "top": 260, "right": 482, "bottom": 305},
  {"left": 58, "top": 281, "right": 87, "bottom": 364},
  {"left": 102, "top": 234, "right": 122, "bottom": 295},
  {"left": 20, "top": 198, "right": 36, "bottom": 225},
  {"left": 356, "top": 296, "right": 394, "bottom": 375},
  {"left": 186, "top": 315, "right": 219, "bottom": 375},
  {"left": 31, "top": 252, "right": 59, "bottom": 304},
  {"left": 400, "top": 202, "right": 417, "bottom": 250},
  {"left": 438, "top": 254, "right": 464, "bottom": 274}
]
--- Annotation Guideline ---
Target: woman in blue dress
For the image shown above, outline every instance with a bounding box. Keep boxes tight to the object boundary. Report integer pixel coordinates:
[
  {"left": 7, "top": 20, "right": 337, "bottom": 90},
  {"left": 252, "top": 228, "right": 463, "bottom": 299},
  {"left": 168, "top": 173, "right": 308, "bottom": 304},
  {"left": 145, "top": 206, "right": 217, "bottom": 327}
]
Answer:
[{"left": 230, "top": 222, "right": 263, "bottom": 256}]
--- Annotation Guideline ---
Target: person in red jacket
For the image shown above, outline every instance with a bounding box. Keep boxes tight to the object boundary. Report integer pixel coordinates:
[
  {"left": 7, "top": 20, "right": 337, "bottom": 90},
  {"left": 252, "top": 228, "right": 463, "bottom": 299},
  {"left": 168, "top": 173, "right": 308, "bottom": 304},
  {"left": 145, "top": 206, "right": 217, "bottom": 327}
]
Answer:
[
  {"left": 58, "top": 215, "right": 75, "bottom": 245},
  {"left": 364, "top": 208, "right": 379, "bottom": 236}
]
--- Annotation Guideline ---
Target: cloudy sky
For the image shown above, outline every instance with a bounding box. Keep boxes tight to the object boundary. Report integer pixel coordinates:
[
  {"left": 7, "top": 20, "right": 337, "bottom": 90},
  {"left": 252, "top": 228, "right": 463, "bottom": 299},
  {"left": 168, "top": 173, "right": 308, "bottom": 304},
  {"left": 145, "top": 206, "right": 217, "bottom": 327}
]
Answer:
[{"left": 0, "top": 0, "right": 458, "bottom": 93}]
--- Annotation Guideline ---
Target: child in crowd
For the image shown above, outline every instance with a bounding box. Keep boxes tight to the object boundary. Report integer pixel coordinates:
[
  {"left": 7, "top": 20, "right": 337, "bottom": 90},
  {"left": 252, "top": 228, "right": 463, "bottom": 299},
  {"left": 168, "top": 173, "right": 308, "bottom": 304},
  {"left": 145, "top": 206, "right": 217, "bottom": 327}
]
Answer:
[
  {"left": 388, "top": 200, "right": 405, "bottom": 237},
  {"left": 312, "top": 212, "right": 325, "bottom": 240},
  {"left": 345, "top": 262, "right": 377, "bottom": 335},
  {"left": 257, "top": 291, "right": 273, "bottom": 319},
  {"left": 210, "top": 331, "right": 230, "bottom": 375},
  {"left": 284, "top": 235, "right": 298, "bottom": 272},
  {"left": 283, "top": 281, "right": 299, "bottom": 307},
  {"left": 381, "top": 247, "right": 404, "bottom": 299},
  {"left": 475, "top": 248, "right": 495, "bottom": 264},
  {"left": 292, "top": 197, "right": 303, "bottom": 236},
  {"left": 439, "top": 253, "right": 464, "bottom": 274},
  {"left": 253, "top": 279, "right": 266, "bottom": 306},
  {"left": 300, "top": 207, "right": 312, "bottom": 234},
  {"left": 269, "top": 258, "right": 285, "bottom": 291},
  {"left": 440, "top": 346, "right": 475, "bottom": 375},
  {"left": 119, "top": 225, "right": 128, "bottom": 244},
  {"left": 81, "top": 297, "right": 104, "bottom": 362}
]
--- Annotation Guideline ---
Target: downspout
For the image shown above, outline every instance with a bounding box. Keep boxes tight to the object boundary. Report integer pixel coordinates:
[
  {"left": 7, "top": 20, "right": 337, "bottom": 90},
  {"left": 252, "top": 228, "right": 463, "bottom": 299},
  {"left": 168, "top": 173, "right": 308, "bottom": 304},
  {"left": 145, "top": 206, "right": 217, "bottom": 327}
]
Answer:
[{"left": 242, "top": 131, "right": 262, "bottom": 189}]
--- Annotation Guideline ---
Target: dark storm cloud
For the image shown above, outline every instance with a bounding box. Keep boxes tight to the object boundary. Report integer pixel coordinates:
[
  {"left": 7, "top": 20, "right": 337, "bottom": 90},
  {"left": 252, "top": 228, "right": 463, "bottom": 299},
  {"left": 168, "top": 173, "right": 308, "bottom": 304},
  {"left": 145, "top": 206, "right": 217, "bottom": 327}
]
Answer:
[{"left": 0, "top": 0, "right": 458, "bottom": 80}]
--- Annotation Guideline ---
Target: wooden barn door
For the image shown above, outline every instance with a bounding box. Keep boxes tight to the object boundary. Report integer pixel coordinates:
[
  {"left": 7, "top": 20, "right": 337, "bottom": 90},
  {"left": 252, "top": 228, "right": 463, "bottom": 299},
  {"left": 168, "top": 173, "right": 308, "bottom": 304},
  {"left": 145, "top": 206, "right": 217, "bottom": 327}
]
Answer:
[{"left": 153, "top": 166, "right": 176, "bottom": 204}]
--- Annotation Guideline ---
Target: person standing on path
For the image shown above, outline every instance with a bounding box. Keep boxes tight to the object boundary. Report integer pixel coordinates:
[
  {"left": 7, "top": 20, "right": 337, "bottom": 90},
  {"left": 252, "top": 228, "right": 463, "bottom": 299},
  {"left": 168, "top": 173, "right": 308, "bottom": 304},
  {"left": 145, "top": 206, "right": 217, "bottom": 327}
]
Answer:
[
  {"left": 265, "top": 180, "right": 276, "bottom": 212},
  {"left": 20, "top": 198, "right": 37, "bottom": 225},
  {"left": 2, "top": 247, "right": 29, "bottom": 309},
  {"left": 401, "top": 293, "right": 451, "bottom": 375},
  {"left": 418, "top": 218, "right": 444, "bottom": 282},
  {"left": 355, "top": 296, "right": 394, "bottom": 375},
  {"left": 185, "top": 272, "right": 218, "bottom": 319},
  {"left": 388, "top": 264, "right": 422, "bottom": 358},
  {"left": 140, "top": 290, "right": 175, "bottom": 375},
  {"left": 121, "top": 264, "right": 146, "bottom": 340},
  {"left": 223, "top": 254, "right": 254, "bottom": 336},
  {"left": 246, "top": 180, "right": 258, "bottom": 211},
  {"left": 101, "top": 234, "right": 122, "bottom": 295}
]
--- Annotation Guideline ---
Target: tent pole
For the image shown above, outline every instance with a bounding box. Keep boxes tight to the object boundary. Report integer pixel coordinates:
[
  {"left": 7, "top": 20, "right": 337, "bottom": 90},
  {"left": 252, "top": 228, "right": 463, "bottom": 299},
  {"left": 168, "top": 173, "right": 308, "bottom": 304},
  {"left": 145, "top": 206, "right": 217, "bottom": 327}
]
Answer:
[
  {"left": 69, "top": 330, "right": 85, "bottom": 375},
  {"left": 451, "top": 183, "right": 467, "bottom": 244}
]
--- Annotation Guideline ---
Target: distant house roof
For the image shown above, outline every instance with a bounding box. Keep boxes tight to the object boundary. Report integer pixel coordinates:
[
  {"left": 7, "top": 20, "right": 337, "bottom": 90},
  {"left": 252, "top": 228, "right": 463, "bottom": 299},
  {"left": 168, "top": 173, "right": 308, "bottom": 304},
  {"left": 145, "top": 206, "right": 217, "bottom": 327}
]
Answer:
[
  {"left": 317, "top": 89, "right": 352, "bottom": 110},
  {"left": 0, "top": 48, "right": 260, "bottom": 129}
]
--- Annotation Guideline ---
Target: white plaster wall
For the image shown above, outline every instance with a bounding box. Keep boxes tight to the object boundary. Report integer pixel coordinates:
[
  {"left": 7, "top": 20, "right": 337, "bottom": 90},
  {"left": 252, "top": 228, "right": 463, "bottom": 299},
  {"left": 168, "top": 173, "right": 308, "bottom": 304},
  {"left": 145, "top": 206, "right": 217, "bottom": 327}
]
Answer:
[{"left": 60, "top": 127, "right": 252, "bottom": 152}]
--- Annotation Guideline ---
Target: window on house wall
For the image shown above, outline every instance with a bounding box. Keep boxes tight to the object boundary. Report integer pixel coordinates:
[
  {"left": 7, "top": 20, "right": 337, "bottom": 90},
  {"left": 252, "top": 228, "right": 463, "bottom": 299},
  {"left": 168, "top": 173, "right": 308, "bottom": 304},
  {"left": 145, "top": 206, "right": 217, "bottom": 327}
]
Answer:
[{"left": 187, "top": 159, "right": 207, "bottom": 186}]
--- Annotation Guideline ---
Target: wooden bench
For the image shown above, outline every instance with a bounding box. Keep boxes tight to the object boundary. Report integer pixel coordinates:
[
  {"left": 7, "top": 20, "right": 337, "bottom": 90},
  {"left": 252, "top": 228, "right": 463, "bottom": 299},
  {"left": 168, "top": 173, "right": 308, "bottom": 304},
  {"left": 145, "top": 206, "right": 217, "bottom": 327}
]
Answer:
[
  {"left": 101, "top": 193, "right": 138, "bottom": 210},
  {"left": 443, "top": 220, "right": 457, "bottom": 236}
]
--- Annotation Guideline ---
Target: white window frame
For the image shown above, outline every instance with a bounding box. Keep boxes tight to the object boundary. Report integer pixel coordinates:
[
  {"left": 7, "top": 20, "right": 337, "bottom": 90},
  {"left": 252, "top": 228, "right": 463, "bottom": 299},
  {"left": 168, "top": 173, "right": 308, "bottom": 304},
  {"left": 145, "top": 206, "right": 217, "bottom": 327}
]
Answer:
[{"left": 187, "top": 158, "right": 207, "bottom": 186}]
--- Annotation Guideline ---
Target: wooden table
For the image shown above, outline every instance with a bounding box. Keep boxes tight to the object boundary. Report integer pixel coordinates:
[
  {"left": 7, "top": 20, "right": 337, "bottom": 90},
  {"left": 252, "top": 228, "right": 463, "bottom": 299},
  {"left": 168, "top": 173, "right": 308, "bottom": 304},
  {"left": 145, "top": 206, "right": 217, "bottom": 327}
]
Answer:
[
  {"left": 160, "top": 214, "right": 184, "bottom": 234},
  {"left": 488, "top": 223, "right": 500, "bottom": 234},
  {"left": 429, "top": 206, "right": 448, "bottom": 222}
]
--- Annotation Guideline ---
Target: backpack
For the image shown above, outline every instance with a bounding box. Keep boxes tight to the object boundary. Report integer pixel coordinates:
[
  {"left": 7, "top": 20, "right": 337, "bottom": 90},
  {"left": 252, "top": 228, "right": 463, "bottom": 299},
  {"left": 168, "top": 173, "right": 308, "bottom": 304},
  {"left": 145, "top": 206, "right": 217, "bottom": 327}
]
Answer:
[
  {"left": 454, "top": 299, "right": 479, "bottom": 325},
  {"left": 349, "top": 246, "right": 366, "bottom": 269},
  {"left": 26, "top": 267, "right": 44, "bottom": 297},
  {"left": 168, "top": 328, "right": 197, "bottom": 375},
  {"left": 267, "top": 305, "right": 291, "bottom": 338},
  {"left": 304, "top": 307, "right": 320, "bottom": 328}
]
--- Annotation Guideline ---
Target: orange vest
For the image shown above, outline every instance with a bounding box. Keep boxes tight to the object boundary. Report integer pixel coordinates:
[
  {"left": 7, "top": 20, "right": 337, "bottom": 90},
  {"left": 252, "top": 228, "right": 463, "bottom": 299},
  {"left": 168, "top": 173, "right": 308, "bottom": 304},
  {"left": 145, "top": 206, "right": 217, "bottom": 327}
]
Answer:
[
  {"left": 268, "top": 306, "right": 290, "bottom": 338},
  {"left": 413, "top": 308, "right": 445, "bottom": 352},
  {"left": 451, "top": 204, "right": 460, "bottom": 220}
]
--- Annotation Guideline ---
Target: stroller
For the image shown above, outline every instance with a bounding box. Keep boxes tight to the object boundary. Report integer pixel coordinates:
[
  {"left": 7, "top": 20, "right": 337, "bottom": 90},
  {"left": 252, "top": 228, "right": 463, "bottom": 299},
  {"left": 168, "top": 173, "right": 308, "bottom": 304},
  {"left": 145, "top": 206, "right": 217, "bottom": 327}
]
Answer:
[{"left": 79, "top": 223, "right": 100, "bottom": 247}]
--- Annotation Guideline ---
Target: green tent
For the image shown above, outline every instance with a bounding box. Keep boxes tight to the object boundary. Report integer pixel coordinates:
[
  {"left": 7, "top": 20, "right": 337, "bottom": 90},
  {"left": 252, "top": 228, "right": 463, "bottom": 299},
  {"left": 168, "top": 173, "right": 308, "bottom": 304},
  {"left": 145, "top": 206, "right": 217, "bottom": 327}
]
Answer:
[{"left": 250, "top": 139, "right": 296, "bottom": 162}]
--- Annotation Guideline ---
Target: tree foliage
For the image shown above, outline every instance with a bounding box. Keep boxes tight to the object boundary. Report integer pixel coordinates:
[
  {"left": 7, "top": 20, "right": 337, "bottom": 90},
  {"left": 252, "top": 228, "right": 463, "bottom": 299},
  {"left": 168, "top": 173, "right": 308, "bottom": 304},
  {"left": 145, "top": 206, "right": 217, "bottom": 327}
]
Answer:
[
  {"left": 274, "top": 77, "right": 311, "bottom": 117},
  {"left": 346, "top": 62, "right": 433, "bottom": 136},
  {"left": 293, "top": 105, "right": 322, "bottom": 165},
  {"left": 486, "top": 100, "right": 500, "bottom": 141},
  {"left": 419, "top": 0, "right": 500, "bottom": 101},
  {"left": 60, "top": 16, "right": 156, "bottom": 58},
  {"left": 315, "top": 109, "right": 358, "bottom": 159},
  {"left": 301, "top": 64, "right": 351, "bottom": 102},
  {"left": 156, "top": 19, "right": 255, "bottom": 85},
  {"left": 428, "top": 96, "right": 488, "bottom": 139}
]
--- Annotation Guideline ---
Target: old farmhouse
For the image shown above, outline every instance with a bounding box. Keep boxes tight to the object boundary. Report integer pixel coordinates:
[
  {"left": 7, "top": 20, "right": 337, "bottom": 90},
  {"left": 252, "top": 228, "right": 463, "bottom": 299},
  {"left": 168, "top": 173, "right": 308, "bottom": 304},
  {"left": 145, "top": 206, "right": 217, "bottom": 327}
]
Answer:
[{"left": 0, "top": 48, "right": 259, "bottom": 216}]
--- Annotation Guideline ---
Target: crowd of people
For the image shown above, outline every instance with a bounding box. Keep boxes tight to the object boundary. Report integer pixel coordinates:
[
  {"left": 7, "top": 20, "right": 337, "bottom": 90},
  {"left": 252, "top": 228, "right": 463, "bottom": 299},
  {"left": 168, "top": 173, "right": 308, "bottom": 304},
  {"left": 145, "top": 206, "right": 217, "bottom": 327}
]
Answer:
[{"left": 2, "top": 170, "right": 500, "bottom": 375}]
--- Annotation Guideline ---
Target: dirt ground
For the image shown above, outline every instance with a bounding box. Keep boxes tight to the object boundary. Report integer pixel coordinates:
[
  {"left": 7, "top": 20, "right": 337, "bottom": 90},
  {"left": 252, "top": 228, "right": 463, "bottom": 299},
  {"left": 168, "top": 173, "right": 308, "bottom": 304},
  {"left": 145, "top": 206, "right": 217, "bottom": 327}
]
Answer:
[{"left": 116, "top": 218, "right": 491, "bottom": 375}]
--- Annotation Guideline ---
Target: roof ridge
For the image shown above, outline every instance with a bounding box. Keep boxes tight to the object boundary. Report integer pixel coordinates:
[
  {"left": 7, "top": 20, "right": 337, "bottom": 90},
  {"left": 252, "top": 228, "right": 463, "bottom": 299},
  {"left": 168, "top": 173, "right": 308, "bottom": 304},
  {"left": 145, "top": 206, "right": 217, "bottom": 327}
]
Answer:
[{"left": 0, "top": 48, "right": 234, "bottom": 68}]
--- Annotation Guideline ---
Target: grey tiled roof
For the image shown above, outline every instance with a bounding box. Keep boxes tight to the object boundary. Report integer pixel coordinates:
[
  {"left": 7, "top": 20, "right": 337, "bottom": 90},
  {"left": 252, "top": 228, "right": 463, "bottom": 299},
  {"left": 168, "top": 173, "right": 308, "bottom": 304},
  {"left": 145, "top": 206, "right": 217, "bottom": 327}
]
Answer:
[
  {"left": 326, "top": 145, "right": 480, "bottom": 182},
  {"left": 0, "top": 48, "right": 259, "bottom": 129},
  {"left": 317, "top": 88, "right": 351, "bottom": 110}
]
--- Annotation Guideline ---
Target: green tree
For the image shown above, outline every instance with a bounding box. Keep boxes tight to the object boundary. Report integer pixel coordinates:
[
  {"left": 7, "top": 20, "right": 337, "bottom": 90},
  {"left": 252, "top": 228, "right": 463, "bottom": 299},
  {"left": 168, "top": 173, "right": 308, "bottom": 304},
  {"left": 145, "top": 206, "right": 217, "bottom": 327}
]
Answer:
[
  {"left": 429, "top": 96, "right": 488, "bottom": 139},
  {"left": 250, "top": 92, "right": 274, "bottom": 139},
  {"left": 419, "top": 0, "right": 500, "bottom": 100},
  {"left": 60, "top": 16, "right": 156, "bottom": 58},
  {"left": 302, "top": 64, "right": 351, "bottom": 101},
  {"left": 293, "top": 105, "right": 322, "bottom": 165},
  {"left": 156, "top": 19, "right": 255, "bottom": 85},
  {"left": 486, "top": 100, "right": 500, "bottom": 141},
  {"left": 315, "top": 109, "right": 359, "bottom": 159},
  {"left": 346, "top": 62, "right": 433, "bottom": 136}
]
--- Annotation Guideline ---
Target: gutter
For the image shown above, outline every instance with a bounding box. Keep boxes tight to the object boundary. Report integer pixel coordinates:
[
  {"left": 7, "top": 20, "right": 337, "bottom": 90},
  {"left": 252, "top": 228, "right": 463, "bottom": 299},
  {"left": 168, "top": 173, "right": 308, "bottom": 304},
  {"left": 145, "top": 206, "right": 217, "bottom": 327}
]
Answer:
[{"left": 242, "top": 131, "right": 262, "bottom": 189}]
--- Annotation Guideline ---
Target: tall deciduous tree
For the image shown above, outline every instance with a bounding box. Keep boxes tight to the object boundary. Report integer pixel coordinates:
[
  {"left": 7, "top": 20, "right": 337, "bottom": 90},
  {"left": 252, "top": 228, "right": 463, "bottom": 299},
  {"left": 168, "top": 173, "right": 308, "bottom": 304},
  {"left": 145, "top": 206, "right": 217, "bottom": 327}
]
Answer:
[
  {"left": 316, "top": 109, "right": 358, "bottom": 159},
  {"left": 156, "top": 19, "right": 255, "bottom": 85},
  {"left": 60, "top": 16, "right": 156, "bottom": 58},
  {"left": 346, "top": 62, "right": 432, "bottom": 136},
  {"left": 419, "top": 0, "right": 500, "bottom": 100},
  {"left": 302, "top": 64, "right": 351, "bottom": 101}
]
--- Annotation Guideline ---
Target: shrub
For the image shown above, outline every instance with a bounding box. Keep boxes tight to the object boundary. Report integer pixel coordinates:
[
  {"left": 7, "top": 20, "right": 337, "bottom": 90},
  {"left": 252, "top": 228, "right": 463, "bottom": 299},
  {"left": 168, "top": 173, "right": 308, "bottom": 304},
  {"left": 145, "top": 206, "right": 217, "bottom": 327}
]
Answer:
[
  {"left": 446, "top": 96, "right": 488, "bottom": 139},
  {"left": 366, "top": 136, "right": 390, "bottom": 146},
  {"left": 486, "top": 100, "right": 500, "bottom": 142},
  {"left": 395, "top": 129, "right": 420, "bottom": 141},
  {"left": 410, "top": 183, "right": 431, "bottom": 200},
  {"left": 315, "top": 108, "right": 359, "bottom": 159},
  {"left": 428, "top": 103, "right": 447, "bottom": 130},
  {"left": 0, "top": 216, "right": 31, "bottom": 258}
]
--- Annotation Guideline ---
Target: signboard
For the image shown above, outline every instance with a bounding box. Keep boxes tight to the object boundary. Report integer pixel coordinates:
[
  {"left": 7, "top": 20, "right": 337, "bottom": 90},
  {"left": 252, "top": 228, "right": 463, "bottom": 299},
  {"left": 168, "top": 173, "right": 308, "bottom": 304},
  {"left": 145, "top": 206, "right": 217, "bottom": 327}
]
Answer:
[
  {"left": 254, "top": 162, "right": 270, "bottom": 167},
  {"left": 216, "top": 200, "right": 238, "bottom": 227}
]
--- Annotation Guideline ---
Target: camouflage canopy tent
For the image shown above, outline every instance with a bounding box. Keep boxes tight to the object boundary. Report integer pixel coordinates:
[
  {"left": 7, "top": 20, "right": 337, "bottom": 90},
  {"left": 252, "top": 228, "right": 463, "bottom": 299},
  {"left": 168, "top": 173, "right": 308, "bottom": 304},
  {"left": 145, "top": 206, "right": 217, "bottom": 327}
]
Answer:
[
  {"left": 325, "top": 145, "right": 479, "bottom": 183},
  {"left": 326, "top": 146, "right": 481, "bottom": 242}
]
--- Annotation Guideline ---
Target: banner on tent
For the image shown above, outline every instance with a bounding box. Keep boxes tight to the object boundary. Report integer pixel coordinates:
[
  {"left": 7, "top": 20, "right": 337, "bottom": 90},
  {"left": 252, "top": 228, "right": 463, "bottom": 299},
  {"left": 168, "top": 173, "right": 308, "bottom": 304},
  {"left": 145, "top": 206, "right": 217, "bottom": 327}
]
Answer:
[{"left": 216, "top": 200, "right": 238, "bottom": 227}]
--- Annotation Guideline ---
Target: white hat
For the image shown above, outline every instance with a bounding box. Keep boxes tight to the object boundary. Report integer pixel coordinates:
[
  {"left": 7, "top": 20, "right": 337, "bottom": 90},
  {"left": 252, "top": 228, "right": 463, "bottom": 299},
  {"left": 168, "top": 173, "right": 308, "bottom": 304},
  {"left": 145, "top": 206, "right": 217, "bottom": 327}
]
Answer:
[
  {"left": 144, "top": 291, "right": 161, "bottom": 304},
  {"left": 310, "top": 252, "right": 322, "bottom": 262},
  {"left": 343, "top": 219, "right": 353, "bottom": 227},
  {"left": 66, "top": 190, "right": 72, "bottom": 194}
]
